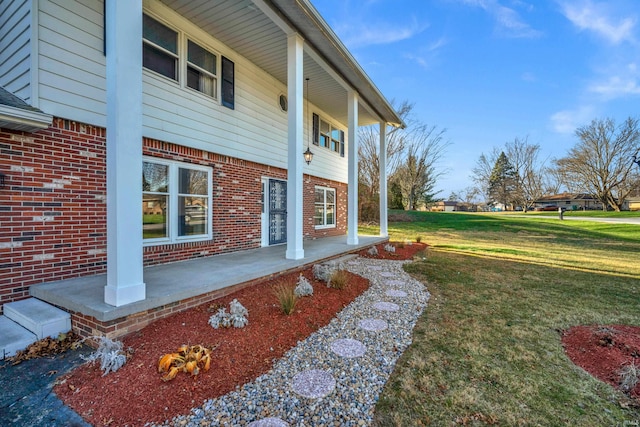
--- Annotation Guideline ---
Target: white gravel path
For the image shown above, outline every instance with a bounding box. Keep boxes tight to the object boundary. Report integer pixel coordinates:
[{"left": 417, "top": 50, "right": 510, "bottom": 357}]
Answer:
[{"left": 153, "top": 257, "right": 430, "bottom": 427}]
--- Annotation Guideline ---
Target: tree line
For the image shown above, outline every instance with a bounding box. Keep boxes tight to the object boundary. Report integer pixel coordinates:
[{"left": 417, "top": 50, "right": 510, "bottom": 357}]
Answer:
[
  {"left": 358, "top": 101, "right": 640, "bottom": 216},
  {"left": 471, "top": 117, "right": 640, "bottom": 212}
]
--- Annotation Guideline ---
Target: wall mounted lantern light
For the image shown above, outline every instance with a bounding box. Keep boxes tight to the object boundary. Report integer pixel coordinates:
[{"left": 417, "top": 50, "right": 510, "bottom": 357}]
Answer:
[{"left": 303, "top": 77, "right": 314, "bottom": 165}]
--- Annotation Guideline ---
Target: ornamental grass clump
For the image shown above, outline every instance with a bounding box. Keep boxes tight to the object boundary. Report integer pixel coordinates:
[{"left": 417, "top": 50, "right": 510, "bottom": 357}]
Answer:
[
  {"left": 80, "top": 336, "right": 128, "bottom": 376},
  {"left": 273, "top": 282, "right": 297, "bottom": 315},
  {"left": 619, "top": 362, "right": 640, "bottom": 392},
  {"left": 294, "top": 274, "right": 314, "bottom": 297},
  {"left": 208, "top": 298, "right": 248, "bottom": 329},
  {"left": 328, "top": 269, "right": 349, "bottom": 290}
]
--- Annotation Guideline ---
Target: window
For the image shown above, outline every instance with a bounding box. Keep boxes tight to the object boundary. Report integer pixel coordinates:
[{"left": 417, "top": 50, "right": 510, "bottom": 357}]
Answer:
[
  {"left": 314, "top": 186, "right": 336, "bottom": 228},
  {"left": 142, "top": 13, "right": 235, "bottom": 108},
  {"left": 187, "top": 40, "right": 217, "bottom": 98},
  {"left": 313, "top": 113, "right": 344, "bottom": 157},
  {"left": 143, "top": 15, "right": 178, "bottom": 80},
  {"left": 142, "top": 158, "right": 212, "bottom": 245}
]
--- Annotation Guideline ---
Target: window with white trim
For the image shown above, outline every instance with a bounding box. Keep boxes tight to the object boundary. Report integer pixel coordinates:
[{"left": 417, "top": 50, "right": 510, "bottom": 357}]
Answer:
[
  {"left": 142, "top": 158, "right": 212, "bottom": 245},
  {"left": 187, "top": 39, "right": 217, "bottom": 98},
  {"left": 312, "top": 113, "right": 345, "bottom": 157},
  {"left": 143, "top": 14, "right": 178, "bottom": 81},
  {"left": 142, "top": 14, "right": 233, "bottom": 106},
  {"left": 314, "top": 186, "right": 336, "bottom": 228}
]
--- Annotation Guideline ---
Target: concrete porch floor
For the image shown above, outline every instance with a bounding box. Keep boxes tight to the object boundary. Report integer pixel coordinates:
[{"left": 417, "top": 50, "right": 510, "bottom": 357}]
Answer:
[{"left": 31, "top": 235, "right": 387, "bottom": 323}]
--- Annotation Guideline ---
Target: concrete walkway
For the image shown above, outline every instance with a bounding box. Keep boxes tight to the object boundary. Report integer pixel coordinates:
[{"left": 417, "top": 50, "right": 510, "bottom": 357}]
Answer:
[{"left": 31, "top": 235, "right": 387, "bottom": 324}]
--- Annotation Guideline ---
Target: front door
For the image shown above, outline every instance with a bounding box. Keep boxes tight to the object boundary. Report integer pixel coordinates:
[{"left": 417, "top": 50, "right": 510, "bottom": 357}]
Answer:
[{"left": 262, "top": 178, "right": 287, "bottom": 245}]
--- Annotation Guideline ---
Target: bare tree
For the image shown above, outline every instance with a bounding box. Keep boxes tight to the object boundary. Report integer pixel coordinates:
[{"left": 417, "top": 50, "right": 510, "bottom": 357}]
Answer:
[
  {"left": 505, "top": 136, "right": 547, "bottom": 211},
  {"left": 556, "top": 117, "right": 640, "bottom": 211},
  {"left": 471, "top": 147, "right": 501, "bottom": 201},
  {"left": 358, "top": 100, "right": 412, "bottom": 220},
  {"left": 392, "top": 125, "right": 449, "bottom": 210}
]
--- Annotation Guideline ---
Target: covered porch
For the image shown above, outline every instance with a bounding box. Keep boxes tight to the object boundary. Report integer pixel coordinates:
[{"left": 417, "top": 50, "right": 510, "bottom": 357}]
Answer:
[{"left": 31, "top": 235, "right": 387, "bottom": 338}]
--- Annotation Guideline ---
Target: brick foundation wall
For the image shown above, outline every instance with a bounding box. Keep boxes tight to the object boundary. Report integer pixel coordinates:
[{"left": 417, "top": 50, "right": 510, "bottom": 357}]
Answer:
[{"left": 1, "top": 119, "right": 348, "bottom": 311}]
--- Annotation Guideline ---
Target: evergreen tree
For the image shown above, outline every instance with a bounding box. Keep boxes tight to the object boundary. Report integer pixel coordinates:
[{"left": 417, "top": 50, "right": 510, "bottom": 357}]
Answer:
[{"left": 488, "top": 152, "right": 518, "bottom": 209}]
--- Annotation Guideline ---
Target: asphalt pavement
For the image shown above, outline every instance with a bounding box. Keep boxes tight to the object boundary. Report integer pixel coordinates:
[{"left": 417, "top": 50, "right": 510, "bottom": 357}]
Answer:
[{"left": 0, "top": 346, "right": 93, "bottom": 427}]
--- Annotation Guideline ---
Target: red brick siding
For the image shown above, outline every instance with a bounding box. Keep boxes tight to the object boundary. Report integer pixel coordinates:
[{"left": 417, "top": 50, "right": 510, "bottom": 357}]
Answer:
[
  {"left": 1, "top": 119, "right": 348, "bottom": 311},
  {"left": 0, "top": 119, "right": 108, "bottom": 310}
]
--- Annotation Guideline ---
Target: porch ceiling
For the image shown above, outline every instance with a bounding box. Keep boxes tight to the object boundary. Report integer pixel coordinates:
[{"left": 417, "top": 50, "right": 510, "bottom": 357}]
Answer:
[{"left": 157, "top": 0, "right": 403, "bottom": 128}]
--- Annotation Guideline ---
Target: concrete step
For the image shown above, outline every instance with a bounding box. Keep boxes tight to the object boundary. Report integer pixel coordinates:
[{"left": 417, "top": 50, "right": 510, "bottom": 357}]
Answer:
[
  {"left": 4, "top": 298, "right": 71, "bottom": 340},
  {"left": 0, "top": 316, "right": 37, "bottom": 358}
]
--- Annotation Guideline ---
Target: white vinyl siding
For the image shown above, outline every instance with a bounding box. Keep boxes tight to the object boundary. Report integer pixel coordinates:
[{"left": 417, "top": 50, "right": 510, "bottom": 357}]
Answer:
[
  {"left": 28, "top": 0, "right": 348, "bottom": 183},
  {"left": 37, "top": 0, "right": 106, "bottom": 124},
  {"left": 0, "top": 0, "right": 32, "bottom": 101}
]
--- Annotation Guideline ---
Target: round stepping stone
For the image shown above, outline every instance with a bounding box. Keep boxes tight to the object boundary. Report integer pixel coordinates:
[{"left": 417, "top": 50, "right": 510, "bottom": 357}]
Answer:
[
  {"left": 386, "top": 280, "right": 404, "bottom": 287},
  {"left": 373, "top": 301, "right": 400, "bottom": 312},
  {"left": 291, "top": 369, "right": 336, "bottom": 399},
  {"left": 331, "top": 338, "right": 366, "bottom": 358},
  {"left": 248, "top": 418, "right": 289, "bottom": 427},
  {"left": 386, "top": 289, "right": 408, "bottom": 298},
  {"left": 359, "top": 318, "right": 388, "bottom": 331},
  {"left": 379, "top": 272, "right": 395, "bottom": 277}
]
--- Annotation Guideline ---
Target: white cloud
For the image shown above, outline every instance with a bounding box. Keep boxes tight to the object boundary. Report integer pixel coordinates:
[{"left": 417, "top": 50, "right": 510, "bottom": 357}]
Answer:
[
  {"left": 457, "top": 0, "right": 542, "bottom": 38},
  {"left": 521, "top": 71, "right": 537, "bottom": 82},
  {"left": 403, "top": 37, "right": 449, "bottom": 69},
  {"left": 559, "top": 1, "right": 637, "bottom": 44},
  {"left": 589, "top": 75, "right": 640, "bottom": 98},
  {"left": 336, "top": 18, "right": 428, "bottom": 49},
  {"left": 550, "top": 106, "right": 595, "bottom": 134}
]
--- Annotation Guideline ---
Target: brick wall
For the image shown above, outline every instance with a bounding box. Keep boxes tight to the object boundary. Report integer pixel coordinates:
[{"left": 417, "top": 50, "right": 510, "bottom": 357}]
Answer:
[{"left": 1, "top": 119, "right": 348, "bottom": 311}]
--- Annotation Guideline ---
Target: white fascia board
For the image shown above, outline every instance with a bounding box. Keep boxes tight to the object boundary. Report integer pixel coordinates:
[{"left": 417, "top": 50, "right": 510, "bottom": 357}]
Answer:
[{"left": 0, "top": 105, "right": 53, "bottom": 132}]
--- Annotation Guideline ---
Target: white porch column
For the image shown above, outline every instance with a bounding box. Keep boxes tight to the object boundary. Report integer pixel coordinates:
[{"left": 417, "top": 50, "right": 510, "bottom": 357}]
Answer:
[
  {"left": 285, "top": 33, "right": 305, "bottom": 260},
  {"left": 347, "top": 90, "right": 359, "bottom": 245},
  {"left": 104, "top": 1, "right": 145, "bottom": 306},
  {"left": 379, "top": 122, "right": 388, "bottom": 237}
]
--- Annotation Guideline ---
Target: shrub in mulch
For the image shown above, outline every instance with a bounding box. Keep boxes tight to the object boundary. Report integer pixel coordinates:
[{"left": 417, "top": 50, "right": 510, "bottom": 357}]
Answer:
[{"left": 357, "top": 242, "right": 428, "bottom": 260}]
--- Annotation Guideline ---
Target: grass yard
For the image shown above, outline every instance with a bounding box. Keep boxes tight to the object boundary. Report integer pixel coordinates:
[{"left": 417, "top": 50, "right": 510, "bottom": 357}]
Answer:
[{"left": 367, "top": 211, "right": 640, "bottom": 426}]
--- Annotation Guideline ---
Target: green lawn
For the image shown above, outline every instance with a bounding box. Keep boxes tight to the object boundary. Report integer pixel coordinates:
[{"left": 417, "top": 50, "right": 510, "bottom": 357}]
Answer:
[{"left": 366, "top": 211, "right": 640, "bottom": 426}]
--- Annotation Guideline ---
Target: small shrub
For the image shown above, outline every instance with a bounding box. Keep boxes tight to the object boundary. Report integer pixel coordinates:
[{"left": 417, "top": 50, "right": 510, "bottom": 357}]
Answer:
[
  {"left": 619, "top": 362, "right": 640, "bottom": 392},
  {"left": 273, "top": 282, "right": 298, "bottom": 315},
  {"left": 367, "top": 246, "right": 379, "bottom": 256},
  {"left": 383, "top": 243, "right": 396, "bottom": 253},
  {"left": 415, "top": 236, "right": 423, "bottom": 243},
  {"left": 397, "top": 241, "right": 406, "bottom": 249},
  {"left": 294, "top": 274, "right": 314, "bottom": 297},
  {"left": 328, "top": 269, "right": 349, "bottom": 290},
  {"left": 80, "top": 336, "right": 128, "bottom": 376},
  {"left": 208, "top": 299, "right": 248, "bottom": 329},
  {"left": 312, "top": 263, "right": 334, "bottom": 282}
]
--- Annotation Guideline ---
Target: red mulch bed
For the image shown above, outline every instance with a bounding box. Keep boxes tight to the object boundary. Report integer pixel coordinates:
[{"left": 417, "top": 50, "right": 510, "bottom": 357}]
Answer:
[
  {"left": 55, "top": 243, "right": 425, "bottom": 427},
  {"left": 562, "top": 325, "right": 640, "bottom": 402},
  {"left": 357, "top": 242, "right": 428, "bottom": 260}
]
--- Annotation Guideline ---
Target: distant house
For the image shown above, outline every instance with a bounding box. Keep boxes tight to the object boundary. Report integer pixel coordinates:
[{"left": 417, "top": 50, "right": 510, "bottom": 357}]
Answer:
[
  {"left": 431, "top": 201, "right": 460, "bottom": 212},
  {"left": 629, "top": 198, "right": 640, "bottom": 211},
  {"left": 0, "top": 0, "right": 402, "bottom": 322},
  {"left": 534, "top": 193, "right": 604, "bottom": 211}
]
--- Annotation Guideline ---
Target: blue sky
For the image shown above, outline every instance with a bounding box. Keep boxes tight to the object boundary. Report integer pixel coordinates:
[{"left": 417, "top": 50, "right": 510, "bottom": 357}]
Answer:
[{"left": 312, "top": 0, "right": 640, "bottom": 198}]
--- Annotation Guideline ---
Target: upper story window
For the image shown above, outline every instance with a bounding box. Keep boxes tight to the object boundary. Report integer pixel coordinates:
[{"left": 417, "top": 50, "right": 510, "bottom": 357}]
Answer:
[
  {"left": 142, "top": 13, "right": 234, "bottom": 107},
  {"left": 143, "top": 15, "right": 178, "bottom": 81},
  {"left": 187, "top": 40, "right": 217, "bottom": 98},
  {"left": 313, "top": 113, "right": 344, "bottom": 157}
]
